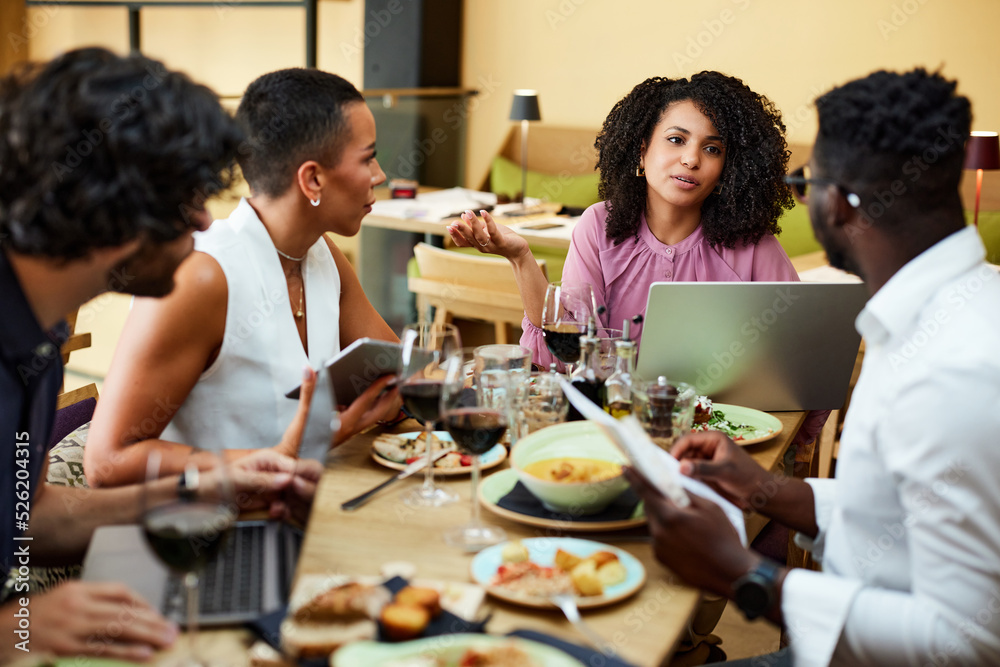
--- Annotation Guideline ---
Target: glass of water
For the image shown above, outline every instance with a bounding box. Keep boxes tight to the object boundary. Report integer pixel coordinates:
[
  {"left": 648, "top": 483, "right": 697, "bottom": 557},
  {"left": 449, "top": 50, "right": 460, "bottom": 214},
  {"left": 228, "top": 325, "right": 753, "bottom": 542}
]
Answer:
[{"left": 473, "top": 345, "right": 531, "bottom": 446}]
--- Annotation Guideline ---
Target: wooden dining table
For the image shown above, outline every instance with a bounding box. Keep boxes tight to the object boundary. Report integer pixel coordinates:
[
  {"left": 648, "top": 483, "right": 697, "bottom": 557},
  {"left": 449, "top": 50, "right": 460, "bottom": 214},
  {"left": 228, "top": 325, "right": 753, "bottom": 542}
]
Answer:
[{"left": 167, "top": 411, "right": 805, "bottom": 666}]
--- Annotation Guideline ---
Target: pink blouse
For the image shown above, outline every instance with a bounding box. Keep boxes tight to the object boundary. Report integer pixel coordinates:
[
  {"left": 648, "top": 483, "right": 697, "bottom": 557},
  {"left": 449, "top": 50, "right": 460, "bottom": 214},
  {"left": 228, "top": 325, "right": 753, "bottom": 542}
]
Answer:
[
  {"left": 519, "top": 202, "right": 826, "bottom": 445},
  {"left": 520, "top": 202, "right": 800, "bottom": 366}
]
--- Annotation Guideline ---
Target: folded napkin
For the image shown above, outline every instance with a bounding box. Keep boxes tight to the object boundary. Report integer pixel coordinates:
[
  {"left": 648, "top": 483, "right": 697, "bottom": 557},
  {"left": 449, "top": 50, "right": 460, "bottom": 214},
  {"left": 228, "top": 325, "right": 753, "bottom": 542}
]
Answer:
[
  {"left": 497, "top": 480, "right": 643, "bottom": 523},
  {"left": 248, "top": 576, "right": 489, "bottom": 666},
  {"left": 507, "top": 629, "right": 639, "bottom": 667}
]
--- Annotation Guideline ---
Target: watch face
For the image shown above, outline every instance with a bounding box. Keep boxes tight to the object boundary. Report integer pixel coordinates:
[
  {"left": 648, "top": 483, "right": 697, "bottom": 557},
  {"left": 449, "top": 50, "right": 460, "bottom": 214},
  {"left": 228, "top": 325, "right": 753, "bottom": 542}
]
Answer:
[{"left": 736, "top": 580, "right": 770, "bottom": 613}]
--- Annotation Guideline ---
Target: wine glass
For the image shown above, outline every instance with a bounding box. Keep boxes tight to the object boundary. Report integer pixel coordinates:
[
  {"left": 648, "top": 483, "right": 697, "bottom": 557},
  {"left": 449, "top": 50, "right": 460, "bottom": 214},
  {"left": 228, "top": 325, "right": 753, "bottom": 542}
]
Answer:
[
  {"left": 474, "top": 344, "right": 531, "bottom": 446},
  {"left": 142, "top": 452, "right": 234, "bottom": 666},
  {"left": 398, "top": 322, "right": 462, "bottom": 508},
  {"left": 541, "top": 281, "right": 596, "bottom": 371},
  {"left": 440, "top": 347, "right": 508, "bottom": 551}
]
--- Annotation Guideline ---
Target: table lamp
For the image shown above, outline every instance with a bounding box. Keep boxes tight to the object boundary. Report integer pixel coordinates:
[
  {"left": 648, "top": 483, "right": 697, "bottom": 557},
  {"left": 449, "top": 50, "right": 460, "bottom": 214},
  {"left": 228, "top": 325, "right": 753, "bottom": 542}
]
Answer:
[
  {"left": 964, "top": 131, "right": 1000, "bottom": 227},
  {"left": 508, "top": 89, "right": 541, "bottom": 215}
]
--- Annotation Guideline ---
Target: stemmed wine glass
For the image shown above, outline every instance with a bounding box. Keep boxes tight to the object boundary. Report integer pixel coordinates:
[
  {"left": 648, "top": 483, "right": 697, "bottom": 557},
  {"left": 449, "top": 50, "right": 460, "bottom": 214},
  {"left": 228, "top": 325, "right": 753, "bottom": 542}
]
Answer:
[
  {"left": 142, "top": 452, "right": 234, "bottom": 666},
  {"left": 440, "top": 347, "right": 508, "bottom": 551},
  {"left": 398, "top": 322, "right": 462, "bottom": 508},
  {"left": 541, "top": 281, "right": 597, "bottom": 372}
]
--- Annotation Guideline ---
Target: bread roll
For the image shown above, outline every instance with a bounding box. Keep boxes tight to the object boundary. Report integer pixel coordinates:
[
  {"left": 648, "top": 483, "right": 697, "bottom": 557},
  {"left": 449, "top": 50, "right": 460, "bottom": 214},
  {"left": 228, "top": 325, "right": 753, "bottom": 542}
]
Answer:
[
  {"left": 394, "top": 586, "right": 442, "bottom": 617},
  {"left": 570, "top": 560, "right": 603, "bottom": 597},
  {"left": 380, "top": 602, "right": 431, "bottom": 640}
]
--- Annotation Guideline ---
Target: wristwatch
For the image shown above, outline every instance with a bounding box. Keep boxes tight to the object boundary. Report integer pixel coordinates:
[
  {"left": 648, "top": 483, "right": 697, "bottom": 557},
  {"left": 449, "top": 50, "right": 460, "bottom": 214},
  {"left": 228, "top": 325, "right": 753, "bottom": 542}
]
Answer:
[{"left": 733, "top": 559, "right": 782, "bottom": 620}]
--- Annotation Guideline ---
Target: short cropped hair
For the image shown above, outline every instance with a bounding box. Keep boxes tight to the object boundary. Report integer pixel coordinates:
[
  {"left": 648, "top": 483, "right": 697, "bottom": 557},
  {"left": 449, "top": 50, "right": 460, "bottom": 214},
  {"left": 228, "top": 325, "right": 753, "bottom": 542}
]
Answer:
[
  {"left": 0, "top": 47, "right": 243, "bottom": 260},
  {"left": 235, "top": 68, "right": 365, "bottom": 198},
  {"left": 814, "top": 68, "right": 971, "bottom": 224},
  {"left": 596, "top": 72, "right": 793, "bottom": 248}
]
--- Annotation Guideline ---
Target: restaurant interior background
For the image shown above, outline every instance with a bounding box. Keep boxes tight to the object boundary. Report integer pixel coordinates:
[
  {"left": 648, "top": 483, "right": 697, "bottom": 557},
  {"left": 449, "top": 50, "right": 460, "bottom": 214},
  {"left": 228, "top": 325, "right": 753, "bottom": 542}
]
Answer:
[{"left": 4, "top": 0, "right": 999, "bottom": 384}]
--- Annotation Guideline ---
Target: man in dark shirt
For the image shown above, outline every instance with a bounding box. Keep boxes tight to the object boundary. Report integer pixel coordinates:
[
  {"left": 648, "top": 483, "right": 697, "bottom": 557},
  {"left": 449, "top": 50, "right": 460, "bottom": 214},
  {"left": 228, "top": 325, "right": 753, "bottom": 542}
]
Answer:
[{"left": 0, "top": 48, "right": 322, "bottom": 661}]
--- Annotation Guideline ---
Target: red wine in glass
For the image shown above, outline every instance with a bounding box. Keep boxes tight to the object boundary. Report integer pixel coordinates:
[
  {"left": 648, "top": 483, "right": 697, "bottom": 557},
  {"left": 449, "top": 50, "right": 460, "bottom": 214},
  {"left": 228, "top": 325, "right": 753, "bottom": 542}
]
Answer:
[
  {"left": 399, "top": 379, "right": 444, "bottom": 424},
  {"left": 444, "top": 408, "right": 507, "bottom": 455},
  {"left": 542, "top": 322, "right": 586, "bottom": 364}
]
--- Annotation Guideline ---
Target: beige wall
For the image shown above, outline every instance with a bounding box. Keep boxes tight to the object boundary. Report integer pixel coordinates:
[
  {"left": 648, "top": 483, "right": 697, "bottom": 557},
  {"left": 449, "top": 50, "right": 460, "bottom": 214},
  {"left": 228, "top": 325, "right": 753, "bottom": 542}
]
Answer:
[
  {"left": 22, "top": 0, "right": 1000, "bottom": 187},
  {"left": 462, "top": 0, "right": 1000, "bottom": 187},
  {"left": 26, "top": 0, "right": 365, "bottom": 95}
]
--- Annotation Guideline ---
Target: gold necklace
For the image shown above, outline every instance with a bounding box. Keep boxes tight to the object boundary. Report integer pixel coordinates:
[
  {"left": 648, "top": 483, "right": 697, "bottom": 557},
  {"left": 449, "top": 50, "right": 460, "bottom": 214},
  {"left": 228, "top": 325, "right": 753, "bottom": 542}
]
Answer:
[{"left": 295, "top": 274, "right": 305, "bottom": 319}]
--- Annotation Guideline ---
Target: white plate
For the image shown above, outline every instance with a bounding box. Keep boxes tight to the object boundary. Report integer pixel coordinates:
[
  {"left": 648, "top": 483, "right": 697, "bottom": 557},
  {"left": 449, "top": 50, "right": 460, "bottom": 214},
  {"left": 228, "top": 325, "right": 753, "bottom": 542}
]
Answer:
[
  {"left": 333, "top": 633, "right": 584, "bottom": 666},
  {"left": 371, "top": 431, "right": 508, "bottom": 476},
  {"left": 470, "top": 537, "right": 645, "bottom": 609}
]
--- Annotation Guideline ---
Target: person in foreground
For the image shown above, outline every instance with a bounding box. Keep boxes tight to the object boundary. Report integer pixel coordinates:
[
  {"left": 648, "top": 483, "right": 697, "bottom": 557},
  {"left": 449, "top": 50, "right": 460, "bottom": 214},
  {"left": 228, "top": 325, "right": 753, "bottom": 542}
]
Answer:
[
  {"left": 86, "top": 68, "right": 402, "bottom": 487},
  {"left": 628, "top": 68, "right": 1000, "bottom": 666},
  {"left": 448, "top": 72, "right": 799, "bottom": 366},
  {"left": 0, "top": 49, "right": 323, "bottom": 661}
]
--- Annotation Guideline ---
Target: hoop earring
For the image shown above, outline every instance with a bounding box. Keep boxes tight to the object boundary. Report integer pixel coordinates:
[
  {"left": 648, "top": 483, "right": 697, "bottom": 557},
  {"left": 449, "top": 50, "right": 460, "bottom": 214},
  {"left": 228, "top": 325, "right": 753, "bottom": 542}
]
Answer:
[
  {"left": 636, "top": 165, "right": 645, "bottom": 177},
  {"left": 310, "top": 197, "right": 321, "bottom": 207}
]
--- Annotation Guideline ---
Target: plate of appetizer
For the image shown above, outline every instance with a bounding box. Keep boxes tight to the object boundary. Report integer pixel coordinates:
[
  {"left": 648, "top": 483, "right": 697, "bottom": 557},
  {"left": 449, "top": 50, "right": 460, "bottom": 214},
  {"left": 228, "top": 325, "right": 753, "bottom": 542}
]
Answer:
[
  {"left": 372, "top": 431, "right": 507, "bottom": 475},
  {"left": 692, "top": 399, "right": 782, "bottom": 446},
  {"left": 470, "top": 537, "right": 645, "bottom": 609}
]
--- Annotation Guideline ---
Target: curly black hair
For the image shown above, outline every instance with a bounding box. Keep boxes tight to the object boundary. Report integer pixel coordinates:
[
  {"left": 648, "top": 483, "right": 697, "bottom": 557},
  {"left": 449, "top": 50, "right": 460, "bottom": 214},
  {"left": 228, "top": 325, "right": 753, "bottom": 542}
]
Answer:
[
  {"left": 814, "top": 68, "right": 970, "bottom": 224},
  {"left": 0, "top": 47, "right": 243, "bottom": 260},
  {"left": 596, "top": 72, "right": 793, "bottom": 248},
  {"left": 236, "top": 68, "right": 364, "bottom": 198}
]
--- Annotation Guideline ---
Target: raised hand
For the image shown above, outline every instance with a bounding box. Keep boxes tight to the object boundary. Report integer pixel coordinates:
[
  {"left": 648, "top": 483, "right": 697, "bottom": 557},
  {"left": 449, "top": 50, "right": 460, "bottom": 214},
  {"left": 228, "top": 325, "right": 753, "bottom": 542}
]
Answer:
[{"left": 447, "top": 209, "right": 529, "bottom": 261}]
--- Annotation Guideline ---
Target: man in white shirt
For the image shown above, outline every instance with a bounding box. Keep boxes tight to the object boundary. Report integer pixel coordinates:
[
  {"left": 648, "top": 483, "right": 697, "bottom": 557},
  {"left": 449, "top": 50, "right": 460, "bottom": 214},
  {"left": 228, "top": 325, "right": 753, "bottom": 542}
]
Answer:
[{"left": 627, "top": 68, "right": 1000, "bottom": 666}]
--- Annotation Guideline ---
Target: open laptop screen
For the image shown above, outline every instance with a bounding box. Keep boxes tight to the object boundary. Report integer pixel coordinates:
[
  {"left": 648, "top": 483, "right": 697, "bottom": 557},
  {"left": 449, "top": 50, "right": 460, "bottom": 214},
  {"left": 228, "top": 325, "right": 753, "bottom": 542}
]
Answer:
[{"left": 634, "top": 282, "right": 867, "bottom": 411}]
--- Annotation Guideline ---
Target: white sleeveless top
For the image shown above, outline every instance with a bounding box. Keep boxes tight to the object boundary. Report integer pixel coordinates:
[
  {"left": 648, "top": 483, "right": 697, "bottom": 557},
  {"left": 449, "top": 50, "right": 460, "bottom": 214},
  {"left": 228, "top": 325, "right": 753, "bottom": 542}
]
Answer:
[{"left": 161, "top": 198, "right": 342, "bottom": 460}]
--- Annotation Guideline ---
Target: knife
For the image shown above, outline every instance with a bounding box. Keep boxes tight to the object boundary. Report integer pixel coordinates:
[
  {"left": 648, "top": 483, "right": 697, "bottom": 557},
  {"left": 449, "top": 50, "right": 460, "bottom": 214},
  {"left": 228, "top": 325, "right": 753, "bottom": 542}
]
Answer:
[{"left": 341, "top": 449, "right": 452, "bottom": 511}]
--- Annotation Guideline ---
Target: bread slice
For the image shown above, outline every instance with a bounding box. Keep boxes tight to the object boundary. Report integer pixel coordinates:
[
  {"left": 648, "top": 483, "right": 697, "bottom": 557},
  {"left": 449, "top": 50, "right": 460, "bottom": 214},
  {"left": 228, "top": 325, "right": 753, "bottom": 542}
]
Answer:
[{"left": 280, "top": 617, "right": 377, "bottom": 659}]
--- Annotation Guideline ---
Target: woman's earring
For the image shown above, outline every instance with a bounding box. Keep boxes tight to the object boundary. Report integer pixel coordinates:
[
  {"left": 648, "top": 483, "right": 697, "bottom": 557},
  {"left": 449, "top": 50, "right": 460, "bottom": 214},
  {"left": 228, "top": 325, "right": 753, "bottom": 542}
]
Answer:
[
  {"left": 636, "top": 165, "right": 645, "bottom": 177},
  {"left": 713, "top": 182, "right": 724, "bottom": 195},
  {"left": 310, "top": 197, "right": 321, "bottom": 207}
]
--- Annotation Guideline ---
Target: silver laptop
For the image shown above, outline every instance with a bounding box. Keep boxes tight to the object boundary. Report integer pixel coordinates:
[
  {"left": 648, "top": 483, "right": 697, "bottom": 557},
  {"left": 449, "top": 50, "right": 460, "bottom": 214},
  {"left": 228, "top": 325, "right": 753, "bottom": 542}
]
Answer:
[
  {"left": 634, "top": 282, "right": 868, "bottom": 411},
  {"left": 82, "top": 520, "right": 301, "bottom": 626}
]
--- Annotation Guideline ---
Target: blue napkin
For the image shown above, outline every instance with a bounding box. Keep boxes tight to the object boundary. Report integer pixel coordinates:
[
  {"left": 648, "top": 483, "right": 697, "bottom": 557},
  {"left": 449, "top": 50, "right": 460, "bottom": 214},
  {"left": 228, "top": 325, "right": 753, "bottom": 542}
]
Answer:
[
  {"left": 507, "top": 629, "right": 639, "bottom": 667},
  {"left": 248, "top": 576, "right": 488, "bottom": 666},
  {"left": 498, "top": 480, "right": 643, "bottom": 522}
]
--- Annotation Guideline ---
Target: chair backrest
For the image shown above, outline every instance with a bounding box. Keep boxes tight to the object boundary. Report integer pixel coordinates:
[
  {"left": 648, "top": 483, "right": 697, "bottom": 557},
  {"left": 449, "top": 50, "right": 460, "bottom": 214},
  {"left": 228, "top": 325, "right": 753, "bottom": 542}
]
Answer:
[{"left": 408, "top": 243, "right": 547, "bottom": 342}]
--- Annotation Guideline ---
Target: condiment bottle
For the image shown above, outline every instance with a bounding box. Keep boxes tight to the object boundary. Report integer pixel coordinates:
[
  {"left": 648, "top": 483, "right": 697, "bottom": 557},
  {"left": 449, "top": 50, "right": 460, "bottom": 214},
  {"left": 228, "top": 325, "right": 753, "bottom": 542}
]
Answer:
[
  {"left": 603, "top": 319, "right": 636, "bottom": 419},
  {"left": 567, "top": 317, "right": 604, "bottom": 421}
]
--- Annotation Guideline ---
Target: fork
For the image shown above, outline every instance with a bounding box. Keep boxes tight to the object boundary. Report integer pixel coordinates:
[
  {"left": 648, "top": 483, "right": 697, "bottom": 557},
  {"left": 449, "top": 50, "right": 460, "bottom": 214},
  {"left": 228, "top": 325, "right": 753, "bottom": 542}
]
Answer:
[{"left": 550, "top": 593, "right": 619, "bottom": 657}]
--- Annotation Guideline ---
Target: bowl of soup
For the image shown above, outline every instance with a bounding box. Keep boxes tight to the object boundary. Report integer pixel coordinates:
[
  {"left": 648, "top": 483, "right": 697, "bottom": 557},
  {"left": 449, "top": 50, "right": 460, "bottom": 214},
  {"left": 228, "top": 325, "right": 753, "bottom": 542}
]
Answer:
[{"left": 509, "top": 421, "right": 630, "bottom": 515}]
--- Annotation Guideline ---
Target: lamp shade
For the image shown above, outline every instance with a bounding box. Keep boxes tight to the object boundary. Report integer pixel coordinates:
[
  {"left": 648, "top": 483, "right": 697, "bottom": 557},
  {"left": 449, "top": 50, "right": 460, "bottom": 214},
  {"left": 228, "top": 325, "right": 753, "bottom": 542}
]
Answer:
[
  {"left": 964, "top": 131, "right": 1000, "bottom": 170},
  {"left": 509, "top": 90, "right": 541, "bottom": 122}
]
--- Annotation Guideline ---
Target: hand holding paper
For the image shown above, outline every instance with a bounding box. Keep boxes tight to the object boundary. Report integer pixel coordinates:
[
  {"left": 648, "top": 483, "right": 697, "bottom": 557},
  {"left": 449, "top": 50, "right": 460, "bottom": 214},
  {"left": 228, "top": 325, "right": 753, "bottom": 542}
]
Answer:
[{"left": 557, "top": 379, "right": 747, "bottom": 545}]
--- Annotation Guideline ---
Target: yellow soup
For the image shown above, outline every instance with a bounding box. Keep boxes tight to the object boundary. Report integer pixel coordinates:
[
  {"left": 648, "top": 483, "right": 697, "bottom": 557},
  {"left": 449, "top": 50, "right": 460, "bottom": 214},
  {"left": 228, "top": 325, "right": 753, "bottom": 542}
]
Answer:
[{"left": 523, "top": 458, "right": 622, "bottom": 483}]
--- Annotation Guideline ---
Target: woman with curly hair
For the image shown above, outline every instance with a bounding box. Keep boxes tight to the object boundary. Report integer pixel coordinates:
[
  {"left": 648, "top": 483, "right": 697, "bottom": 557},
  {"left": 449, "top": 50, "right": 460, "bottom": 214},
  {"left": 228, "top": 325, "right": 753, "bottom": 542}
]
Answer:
[{"left": 448, "top": 72, "right": 799, "bottom": 366}]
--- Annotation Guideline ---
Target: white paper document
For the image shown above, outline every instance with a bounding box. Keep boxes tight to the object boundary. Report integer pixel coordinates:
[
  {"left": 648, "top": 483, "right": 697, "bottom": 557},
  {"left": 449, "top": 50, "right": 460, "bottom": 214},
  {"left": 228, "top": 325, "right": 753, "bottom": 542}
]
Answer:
[{"left": 558, "top": 379, "right": 747, "bottom": 546}]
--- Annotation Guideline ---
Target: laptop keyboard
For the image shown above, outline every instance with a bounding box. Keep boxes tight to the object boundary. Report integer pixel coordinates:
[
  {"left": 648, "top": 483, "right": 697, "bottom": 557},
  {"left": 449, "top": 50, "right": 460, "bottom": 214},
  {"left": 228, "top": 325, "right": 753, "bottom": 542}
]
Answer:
[{"left": 164, "top": 523, "right": 265, "bottom": 617}]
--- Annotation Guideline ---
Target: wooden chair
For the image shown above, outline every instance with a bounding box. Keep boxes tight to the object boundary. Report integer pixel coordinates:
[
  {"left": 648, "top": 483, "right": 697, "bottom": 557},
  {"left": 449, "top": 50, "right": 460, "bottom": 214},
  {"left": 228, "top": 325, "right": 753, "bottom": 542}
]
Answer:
[
  {"left": 60, "top": 309, "right": 92, "bottom": 366},
  {"left": 407, "top": 243, "right": 546, "bottom": 344}
]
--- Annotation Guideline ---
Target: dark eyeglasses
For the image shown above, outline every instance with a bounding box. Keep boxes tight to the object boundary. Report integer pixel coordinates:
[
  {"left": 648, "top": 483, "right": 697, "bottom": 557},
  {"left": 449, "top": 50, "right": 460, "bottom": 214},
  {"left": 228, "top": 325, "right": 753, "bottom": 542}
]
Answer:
[{"left": 784, "top": 165, "right": 861, "bottom": 208}]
